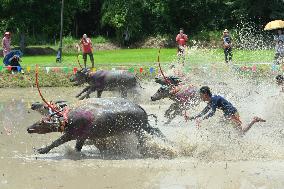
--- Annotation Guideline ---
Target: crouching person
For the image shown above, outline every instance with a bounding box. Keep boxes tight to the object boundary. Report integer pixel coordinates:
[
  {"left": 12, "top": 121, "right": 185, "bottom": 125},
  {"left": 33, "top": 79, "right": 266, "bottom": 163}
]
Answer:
[
  {"left": 9, "top": 55, "right": 24, "bottom": 74},
  {"left": 189, "top": 86, "right": 266, "bottom": 134}
]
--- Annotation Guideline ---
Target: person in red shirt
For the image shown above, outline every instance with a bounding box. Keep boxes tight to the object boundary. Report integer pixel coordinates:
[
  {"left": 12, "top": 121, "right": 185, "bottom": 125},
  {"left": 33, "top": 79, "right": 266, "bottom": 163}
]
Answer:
[
  {"left": 79, "top": 34, "right": 94, "bottom": 68},
  {"left": 176, "top": 28, "right": 188, "bottom": 54},
  {"left": 2, "top": 32, "right": 11, "bottom": 57}
]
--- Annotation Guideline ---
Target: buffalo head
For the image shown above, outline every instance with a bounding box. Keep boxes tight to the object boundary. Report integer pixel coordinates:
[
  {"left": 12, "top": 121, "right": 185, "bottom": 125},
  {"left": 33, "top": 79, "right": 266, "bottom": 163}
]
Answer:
[
  {"left": 70, "top": 68, "right": 90, "bottom": 86},
  {"left": 27, "top": 118, "right": 62, "bottom": 134},
  {"left": 31, "top": 101, "right": 67, "bottom": 116},
  {"left": 155, "top": 76, "right": 181, "bottom": 86},
  {"left": 151, "top": 85, "right": 171, "bottom": 101}
]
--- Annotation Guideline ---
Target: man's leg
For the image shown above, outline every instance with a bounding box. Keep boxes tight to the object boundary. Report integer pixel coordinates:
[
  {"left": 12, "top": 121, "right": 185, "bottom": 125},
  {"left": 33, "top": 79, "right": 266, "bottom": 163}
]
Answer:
[
  {"left": 229, "top": 113, "right": 265, "bottom": 134},
  {"left": 228, "top": 48, "right": 232, "bottom": 62},
  {"left": 89, "top": 53, "right": 94, "bottom": 68},
  {"left": 241, "top": 117, "right": 266, "bottom": 133},
  {"left": 82, "top": 53, "right": 87, "bottom": 68},
  {"left": 224, "top": 48, "right": 228, "bottom": 63}
]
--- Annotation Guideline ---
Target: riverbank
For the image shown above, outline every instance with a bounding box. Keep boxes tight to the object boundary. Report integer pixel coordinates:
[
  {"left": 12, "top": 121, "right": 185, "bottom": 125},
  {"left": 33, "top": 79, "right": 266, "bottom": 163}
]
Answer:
[{"left": 0, "top": 63, "right": 279, "bottom": 88}]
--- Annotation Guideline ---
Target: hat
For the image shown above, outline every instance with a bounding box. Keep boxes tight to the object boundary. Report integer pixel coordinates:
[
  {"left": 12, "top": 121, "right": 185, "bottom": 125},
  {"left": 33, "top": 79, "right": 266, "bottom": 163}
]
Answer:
[
  {"left": 223, "top": 29, "right": 229, "bottom": 33},
  {"left": 4, "top": 32, "right": 10, "bottom": 36}
]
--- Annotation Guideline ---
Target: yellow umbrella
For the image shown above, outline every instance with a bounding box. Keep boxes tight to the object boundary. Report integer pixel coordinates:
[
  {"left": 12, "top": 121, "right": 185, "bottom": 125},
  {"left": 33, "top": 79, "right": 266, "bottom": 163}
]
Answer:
[{"left": 264, "top": 20, "right": 284, "bottom": 30}]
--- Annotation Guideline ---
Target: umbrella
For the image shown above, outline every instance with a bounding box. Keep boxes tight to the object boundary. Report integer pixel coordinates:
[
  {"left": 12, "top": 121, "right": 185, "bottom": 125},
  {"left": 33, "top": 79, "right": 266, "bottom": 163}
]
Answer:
[
  {"left": 264, "top": 20, "right": 284, "bottom": 31},
  {"left": 3, "top": 50, "right": 23, "bottom": 66}
]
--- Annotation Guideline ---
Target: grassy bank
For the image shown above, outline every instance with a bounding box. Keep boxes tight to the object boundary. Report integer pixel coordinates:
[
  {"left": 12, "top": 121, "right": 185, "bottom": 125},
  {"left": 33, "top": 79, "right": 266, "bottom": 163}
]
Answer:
[
  {"left": 0, "top": 48, "right": 278, "bottom": 88},
  {"left": 0, "top": 48, "right": 275, "bottom": 65}
]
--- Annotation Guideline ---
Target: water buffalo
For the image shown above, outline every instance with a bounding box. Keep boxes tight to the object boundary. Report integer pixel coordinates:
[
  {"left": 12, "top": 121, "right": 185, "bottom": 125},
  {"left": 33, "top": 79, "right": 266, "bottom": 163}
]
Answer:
[
  {"left": 70, "top": 69, "right": 138, "bottom": 99},
  {"left": 151, "top": 82, "right": 199, "bottom": 124},
  {"left": 31, "top": 101, "right": 68, "bottom": 116},
  {"left": 27, "top": 98, "right": 165, "bottom": 155},
  {"left": 154, "top": 76, "right": 182, "bottom": 86}
]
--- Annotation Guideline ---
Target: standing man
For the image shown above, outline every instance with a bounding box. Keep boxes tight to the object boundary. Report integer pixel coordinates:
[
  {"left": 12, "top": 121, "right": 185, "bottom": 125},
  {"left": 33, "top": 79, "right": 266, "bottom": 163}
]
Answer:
[
  {"left": 2, "top": 32, "right": 11, "bottom": 57},
  {"left": 176, "top": 28, "right": 188, "bottom": 66},
  {"left": 273, "top": 30, "right": 284, "bottom": 62},
  {"left": 79, "top": 34, "right": 94, "bottom": 68},
  {"left": 176, "top": 28, "right": 188, "bottom": 54},
  {"left": 222, "top": 29, "right": 232, "bottom": 63}
]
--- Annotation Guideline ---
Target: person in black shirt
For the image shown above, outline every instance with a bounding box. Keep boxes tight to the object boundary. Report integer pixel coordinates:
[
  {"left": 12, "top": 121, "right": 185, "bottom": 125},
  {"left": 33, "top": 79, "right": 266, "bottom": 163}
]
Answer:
[{"left": 222, "top": 29, "right": 232, "bottom": 63}]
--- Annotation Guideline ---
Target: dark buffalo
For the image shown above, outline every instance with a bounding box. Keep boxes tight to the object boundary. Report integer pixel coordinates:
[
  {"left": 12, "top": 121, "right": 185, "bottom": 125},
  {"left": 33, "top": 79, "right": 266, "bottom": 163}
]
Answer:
[
  {"left": 154, "top": 76, "right": 182, "bottom": 86},
  {"left": 70, "top": 69, "right": 138, "bottom": 99},
  {"left": 151, "top": 79, "right": 199, "bottom": 124},
  {"left": 27, "top": 98, "right": 165, "bottom": 154},
  {"left": 31, "top": 101, "right": 68, "bottom": 116}
]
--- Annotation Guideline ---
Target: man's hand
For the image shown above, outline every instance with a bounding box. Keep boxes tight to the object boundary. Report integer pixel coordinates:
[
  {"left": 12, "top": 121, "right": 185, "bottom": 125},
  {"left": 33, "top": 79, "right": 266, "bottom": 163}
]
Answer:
[
  {"left": 195, "top": 118, "right": 202, "bottom": 128},
  {"left": 188, "top": 116, "right": 195, "bottom": 121}
]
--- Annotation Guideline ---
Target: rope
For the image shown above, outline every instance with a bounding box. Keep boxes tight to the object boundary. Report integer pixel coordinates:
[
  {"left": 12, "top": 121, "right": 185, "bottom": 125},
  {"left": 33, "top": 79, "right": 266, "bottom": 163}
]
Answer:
[
  {"left": 76, "top": 55, "right": 83, "bottom": 69},
  {"left": 157, "top": 48, "right": 190, "bottom": 122},
  {"left": 157, "top": 47, "right": 171, "bottom": 86},
  {"left": 35, "top": 65, "right": 63, "bottom": 117}
]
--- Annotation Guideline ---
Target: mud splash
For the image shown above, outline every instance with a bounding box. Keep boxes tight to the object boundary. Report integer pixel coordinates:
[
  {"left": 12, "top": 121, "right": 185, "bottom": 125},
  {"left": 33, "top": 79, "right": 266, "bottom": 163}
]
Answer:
[{"left": 0, "top": 67, "right": 284, "bottom": 188}]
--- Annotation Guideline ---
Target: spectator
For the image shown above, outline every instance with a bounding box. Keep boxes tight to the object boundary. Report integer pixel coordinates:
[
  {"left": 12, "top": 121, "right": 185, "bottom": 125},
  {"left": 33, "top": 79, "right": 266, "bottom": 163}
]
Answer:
[
  {"left": 274, "top": 30, "right": 284, "bottom": 63},
  {"left": 79, "top": 34, "right": 94, "bottom": 68},
  {"left": 9, "top": 54, "right": 24, "bottom": 74},
  {"left": 273, "top": 29, "right": 284, "bottom": 46},
  {"left": 2, "top": 32, "right": 11, "bottom": 57},
  {"left": 176, "top": 28, "right": 188, "bottom": 55},
  {"left": 275, "top": 40, "right": 284, "bottom": 64},
  {"left": 222, "top": 29, "right": 232, "bottom": 63}
]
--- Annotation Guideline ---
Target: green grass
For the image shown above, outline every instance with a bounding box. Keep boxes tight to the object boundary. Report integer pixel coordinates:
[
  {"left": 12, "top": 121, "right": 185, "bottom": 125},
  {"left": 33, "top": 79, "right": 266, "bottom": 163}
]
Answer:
[
  {"left": 0, "top": 48, "right": 278, "bottom": 88},
  {"left": 0, "top": 48, "right": 275, "bottom": 68}
]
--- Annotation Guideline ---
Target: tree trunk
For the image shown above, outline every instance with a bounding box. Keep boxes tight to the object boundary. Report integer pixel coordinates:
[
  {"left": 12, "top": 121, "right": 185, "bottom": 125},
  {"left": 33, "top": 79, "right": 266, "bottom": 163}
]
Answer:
[{"left": 20, "top": 33, "right": 26, "bottom": 52}]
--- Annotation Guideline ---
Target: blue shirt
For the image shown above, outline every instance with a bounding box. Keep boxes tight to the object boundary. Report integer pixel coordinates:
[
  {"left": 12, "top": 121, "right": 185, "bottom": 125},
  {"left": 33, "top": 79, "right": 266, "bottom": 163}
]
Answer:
[
  {"left": 196, "top": 95, "right": 237, "bottom": 119},
  {"left": 223, "top": 36, "right": 232, "bottom": 49}
]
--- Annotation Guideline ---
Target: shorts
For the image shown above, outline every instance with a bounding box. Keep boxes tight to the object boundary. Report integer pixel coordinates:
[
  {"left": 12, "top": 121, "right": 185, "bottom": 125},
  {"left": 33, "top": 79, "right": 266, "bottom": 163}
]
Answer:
[
  {"left": 226, "top": 112, "right": 242, "bottom": 126},
  {"left": 83, "top": 52, "right": 94, "bottom": 62}
]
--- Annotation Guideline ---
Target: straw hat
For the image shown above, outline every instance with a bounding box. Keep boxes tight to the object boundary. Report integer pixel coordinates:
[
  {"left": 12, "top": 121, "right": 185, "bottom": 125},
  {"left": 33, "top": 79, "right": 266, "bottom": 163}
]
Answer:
[{"left": 223, "top": 29, "right": 229, "bottom": 33}]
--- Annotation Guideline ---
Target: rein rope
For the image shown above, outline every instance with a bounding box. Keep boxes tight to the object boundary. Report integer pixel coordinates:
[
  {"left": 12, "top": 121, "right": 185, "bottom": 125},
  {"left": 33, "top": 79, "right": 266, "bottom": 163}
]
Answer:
[
  {"left": 157, "top": 48, "right": 189, "bottom": 121},
  {"left": 36, "top": 65, "right": 69, "bottom": 131},
  {"left": 157, "top": 47, "right": 171, "bottom": 86},
  {"left": 77, "top": 55, "right": 83, "bottom": 69},
  {"left": 35, "top": 65, "right": 63, "bottom": 117}
]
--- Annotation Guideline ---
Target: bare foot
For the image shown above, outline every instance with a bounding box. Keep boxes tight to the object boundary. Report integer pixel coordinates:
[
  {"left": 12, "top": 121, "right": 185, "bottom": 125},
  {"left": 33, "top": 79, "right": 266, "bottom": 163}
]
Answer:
[{"left": 253, "top": 116, "right": 266, "bottom": 123}]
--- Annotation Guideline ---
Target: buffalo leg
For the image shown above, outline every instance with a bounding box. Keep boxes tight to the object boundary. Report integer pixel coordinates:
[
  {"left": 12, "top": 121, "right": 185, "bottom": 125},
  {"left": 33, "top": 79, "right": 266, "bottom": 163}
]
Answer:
[
  {"left": 79, "top": 87, "right": 95, "bottom": 100},
  {"left": 143, "top": 124, "right": 166, "bottom": 139},
  {"left": 75, "top": 139, "right": 86, "bottom": 152},
  {"left": 37, "top": 134, "right": 72, "bottom": 154},
  {"left": 97, "top": 90, "right": 103, "bottom": 98},
  {"left": 76, "top": 86, "right": 91, "bottom": 98},
  {"left": 120, "top": 89, "right": 128, "bottom": 98},
  {"left": 164, "top": 103, "right": 179, "bottom": 124}
]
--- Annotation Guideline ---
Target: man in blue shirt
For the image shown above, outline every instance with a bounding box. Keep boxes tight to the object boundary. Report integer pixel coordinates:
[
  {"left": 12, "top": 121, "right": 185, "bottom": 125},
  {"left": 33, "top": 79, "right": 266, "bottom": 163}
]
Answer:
[{"left": 189, "top": 86, "right": 266, "bottom": 134}]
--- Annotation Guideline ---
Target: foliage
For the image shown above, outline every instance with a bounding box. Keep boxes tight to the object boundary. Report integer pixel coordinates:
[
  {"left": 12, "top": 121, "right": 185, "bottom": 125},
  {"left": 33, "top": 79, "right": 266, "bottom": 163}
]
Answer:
[{"left": 0, "top": 0, "right": 283, "bottom": 45}]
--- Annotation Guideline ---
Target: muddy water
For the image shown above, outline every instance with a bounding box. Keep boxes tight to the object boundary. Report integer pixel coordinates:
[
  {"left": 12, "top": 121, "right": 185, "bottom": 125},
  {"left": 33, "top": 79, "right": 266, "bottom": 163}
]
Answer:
[{"left": 0, "top": 70, "right": 284, "bottom": 189}]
